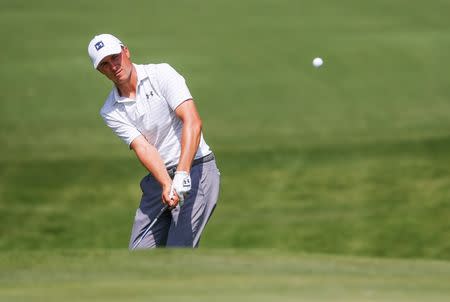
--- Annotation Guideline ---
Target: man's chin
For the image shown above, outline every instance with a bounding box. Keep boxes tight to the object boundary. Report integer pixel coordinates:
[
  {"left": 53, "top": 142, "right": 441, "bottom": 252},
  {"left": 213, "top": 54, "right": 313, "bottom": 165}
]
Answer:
[{"left": 112, "top": 75, "right": 127, "bottom": 85}]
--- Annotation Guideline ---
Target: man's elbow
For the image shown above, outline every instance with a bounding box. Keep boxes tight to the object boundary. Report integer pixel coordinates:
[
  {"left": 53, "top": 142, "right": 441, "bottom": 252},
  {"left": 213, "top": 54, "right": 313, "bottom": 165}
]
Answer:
[
  {"left": 194, "top": 117, "right": 202, "bottom": 133},
  {"left": 186, "top": 117, "right": 202, "bottom": 134},
  {"left": 130, "top": 136, "right": 148, "bottom": 153}
]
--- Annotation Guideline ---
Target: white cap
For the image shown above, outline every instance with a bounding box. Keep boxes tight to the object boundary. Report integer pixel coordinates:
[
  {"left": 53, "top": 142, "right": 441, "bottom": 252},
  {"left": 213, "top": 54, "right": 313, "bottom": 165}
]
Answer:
[{"left": 88, "top": 34, "right": 124, "bottom": 68}]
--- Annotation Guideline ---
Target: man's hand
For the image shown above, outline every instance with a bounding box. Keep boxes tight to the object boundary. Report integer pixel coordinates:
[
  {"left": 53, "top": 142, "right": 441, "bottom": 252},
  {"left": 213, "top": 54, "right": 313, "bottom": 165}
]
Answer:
[
  {"left": 170, "top": 171, "right": 191, "bottom": 206},
  {"left": 162, "top": 183, "right": 179, "bottom": 208}
]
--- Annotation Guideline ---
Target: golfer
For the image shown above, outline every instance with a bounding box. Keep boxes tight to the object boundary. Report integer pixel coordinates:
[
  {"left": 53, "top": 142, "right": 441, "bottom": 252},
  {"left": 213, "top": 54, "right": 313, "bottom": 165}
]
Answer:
[{"left": 87, "top": 34, "right": 220, "bottom": 249}]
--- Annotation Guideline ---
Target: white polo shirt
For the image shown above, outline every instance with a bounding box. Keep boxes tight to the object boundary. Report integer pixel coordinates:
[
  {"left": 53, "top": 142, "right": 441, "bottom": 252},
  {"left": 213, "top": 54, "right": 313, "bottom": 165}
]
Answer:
[{"left": 100, "top": 63, "right": 211, "bottom": 167}]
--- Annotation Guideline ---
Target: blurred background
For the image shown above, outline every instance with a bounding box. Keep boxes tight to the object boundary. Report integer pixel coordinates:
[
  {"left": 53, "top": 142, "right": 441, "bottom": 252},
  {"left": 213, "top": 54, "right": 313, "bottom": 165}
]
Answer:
[{"left": 1, "top": 0, "right": 449, "bottom": 301}]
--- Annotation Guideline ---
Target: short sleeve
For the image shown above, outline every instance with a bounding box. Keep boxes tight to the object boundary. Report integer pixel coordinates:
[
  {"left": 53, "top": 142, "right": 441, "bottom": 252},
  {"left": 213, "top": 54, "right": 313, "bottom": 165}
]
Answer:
[
  {"left": 100, "top": 110, "right": 142, "bottom": 147},
  {"left": 155, "top": 63, "right": 193, "bottom": 110}
]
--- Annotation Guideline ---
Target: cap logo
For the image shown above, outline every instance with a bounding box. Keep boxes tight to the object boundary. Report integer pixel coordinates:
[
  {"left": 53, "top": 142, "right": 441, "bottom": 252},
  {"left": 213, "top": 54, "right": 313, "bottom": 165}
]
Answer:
[{"left": 94, "top": 41, "right": 104, "bottom": 51}]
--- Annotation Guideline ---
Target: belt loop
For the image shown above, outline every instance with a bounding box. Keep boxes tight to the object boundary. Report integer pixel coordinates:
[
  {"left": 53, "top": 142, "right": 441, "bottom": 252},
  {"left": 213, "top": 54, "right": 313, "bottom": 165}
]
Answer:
[{"left": 167, "top": 167, "right": 176, "bottom": 179}]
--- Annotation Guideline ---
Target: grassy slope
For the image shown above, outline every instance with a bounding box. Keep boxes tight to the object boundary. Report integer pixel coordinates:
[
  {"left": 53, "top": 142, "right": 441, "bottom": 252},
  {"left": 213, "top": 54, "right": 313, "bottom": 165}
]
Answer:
[
  {"left": 0, "top": 0, "right": 449, "bottom": 260},
  {"left": 1, "top": 249, "right": 449, "bottom": 302}
]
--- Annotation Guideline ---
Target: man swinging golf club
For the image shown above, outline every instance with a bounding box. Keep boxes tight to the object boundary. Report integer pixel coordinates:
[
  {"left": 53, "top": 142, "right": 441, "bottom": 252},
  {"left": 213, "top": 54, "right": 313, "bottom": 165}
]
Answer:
[{"left": 88, "top": 34, "right": 220, "bottom": 249}]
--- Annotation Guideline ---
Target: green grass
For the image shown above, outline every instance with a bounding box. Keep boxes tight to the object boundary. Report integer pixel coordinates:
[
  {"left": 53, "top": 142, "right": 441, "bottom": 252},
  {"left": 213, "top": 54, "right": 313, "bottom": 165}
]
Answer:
[
  {"left": 1, "top": 249, "right": 449, "bottom": 302},
  {"left": 0, "top": 1, "right": 450, "bottom": 299},
  {"left": 1, "top": 0, "right": 449, "bottom": 259}
]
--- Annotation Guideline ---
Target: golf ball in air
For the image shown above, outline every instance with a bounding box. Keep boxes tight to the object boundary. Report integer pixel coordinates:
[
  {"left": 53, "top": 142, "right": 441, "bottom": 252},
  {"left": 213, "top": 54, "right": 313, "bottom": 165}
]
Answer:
[{"left": 313, "top": 57, "right": 323, "bottom": 67}]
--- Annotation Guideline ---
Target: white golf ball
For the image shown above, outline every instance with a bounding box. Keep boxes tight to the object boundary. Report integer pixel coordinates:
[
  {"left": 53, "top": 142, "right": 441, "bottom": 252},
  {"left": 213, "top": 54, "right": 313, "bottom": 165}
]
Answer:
[{"left": 313, "top": 57, "right": 323, "bottom": 68}]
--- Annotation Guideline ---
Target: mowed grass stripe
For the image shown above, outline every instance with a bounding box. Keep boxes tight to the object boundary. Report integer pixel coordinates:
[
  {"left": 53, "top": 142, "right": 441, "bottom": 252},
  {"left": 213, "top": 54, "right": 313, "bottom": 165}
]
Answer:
[
  {"left": 1, "top": 138, "right": 449, "bottom": 258},
  {"left": 0, "top": 249, "right": 449, "bottom": 302}
]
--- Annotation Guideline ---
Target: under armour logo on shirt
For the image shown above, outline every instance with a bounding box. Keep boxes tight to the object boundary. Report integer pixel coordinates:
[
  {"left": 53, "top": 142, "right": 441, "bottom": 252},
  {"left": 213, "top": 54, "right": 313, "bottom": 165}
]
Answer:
[
  {"left": 146, "top": 91, "right": 154, "bottom": 99},
  {"left": 95, "top": 41, "right": 104, "bottom": 51}
]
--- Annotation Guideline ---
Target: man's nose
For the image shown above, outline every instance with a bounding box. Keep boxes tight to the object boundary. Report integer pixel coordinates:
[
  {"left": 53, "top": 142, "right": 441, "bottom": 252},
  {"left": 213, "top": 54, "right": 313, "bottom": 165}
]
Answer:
[{"left": 110, "top": 62, "right": 119, "bottom": 71}]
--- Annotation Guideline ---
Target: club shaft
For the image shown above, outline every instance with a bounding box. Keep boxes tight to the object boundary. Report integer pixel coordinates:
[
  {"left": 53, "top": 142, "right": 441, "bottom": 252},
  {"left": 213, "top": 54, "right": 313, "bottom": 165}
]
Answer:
[{"left": 132, "top": 205, "right": 168, "bottom": 250}]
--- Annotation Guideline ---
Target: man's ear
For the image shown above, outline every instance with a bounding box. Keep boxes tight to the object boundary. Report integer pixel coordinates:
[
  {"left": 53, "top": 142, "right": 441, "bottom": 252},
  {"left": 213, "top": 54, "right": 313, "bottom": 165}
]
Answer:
[{"left": 122, "top": 46, "right": 131, "bottom": 59}]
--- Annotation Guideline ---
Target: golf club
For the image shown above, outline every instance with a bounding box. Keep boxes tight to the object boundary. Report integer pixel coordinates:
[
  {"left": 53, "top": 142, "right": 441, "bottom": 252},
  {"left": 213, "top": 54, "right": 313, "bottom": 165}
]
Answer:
[{"left": 132, "top": 204, "right": 169, "bottom": 250}]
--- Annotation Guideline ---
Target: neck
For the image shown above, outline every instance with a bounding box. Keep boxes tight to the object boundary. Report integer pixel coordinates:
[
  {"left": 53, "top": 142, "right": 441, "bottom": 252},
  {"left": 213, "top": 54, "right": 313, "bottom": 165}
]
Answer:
[{"left": 116, "top": 66, "right": 137, "bottom": 98}]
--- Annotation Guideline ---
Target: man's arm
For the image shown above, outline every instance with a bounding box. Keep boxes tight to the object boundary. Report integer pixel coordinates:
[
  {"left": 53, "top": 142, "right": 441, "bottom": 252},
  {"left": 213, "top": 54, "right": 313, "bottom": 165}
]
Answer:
[
  {"left": 166, "top": 99, "right": 202, "bottom": 204},
  {"left": 130, "top": 135, "right": 179, "bottom": 207},
  {"left": 175, "top": 99, "right": 203, "bottom": 172}
]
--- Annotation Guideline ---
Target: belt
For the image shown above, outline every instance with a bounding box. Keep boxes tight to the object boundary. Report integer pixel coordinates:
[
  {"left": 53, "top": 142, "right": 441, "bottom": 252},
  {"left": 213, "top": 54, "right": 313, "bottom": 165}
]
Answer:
[{"left": 166, "top": 152, "right": 215, "bottom": 178}]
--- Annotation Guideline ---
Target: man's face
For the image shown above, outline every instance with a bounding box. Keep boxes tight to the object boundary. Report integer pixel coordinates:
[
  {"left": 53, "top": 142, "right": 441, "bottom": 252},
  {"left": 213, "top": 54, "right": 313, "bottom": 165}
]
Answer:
[{"left": 97, "top": 47, "right": 133, "bottom": 85}]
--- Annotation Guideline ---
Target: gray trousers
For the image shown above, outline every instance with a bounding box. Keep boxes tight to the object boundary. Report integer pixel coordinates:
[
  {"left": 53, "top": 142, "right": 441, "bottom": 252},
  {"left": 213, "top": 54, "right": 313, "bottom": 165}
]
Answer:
[{"left": 129, "top": 159, "right": 220, "bottom": 249}]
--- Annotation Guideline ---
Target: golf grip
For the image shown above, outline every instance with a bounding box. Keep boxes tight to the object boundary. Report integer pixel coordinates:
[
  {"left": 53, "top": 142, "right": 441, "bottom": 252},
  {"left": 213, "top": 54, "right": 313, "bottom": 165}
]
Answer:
[{"left": 132, "top": 204, "right": 169, "bottom": 250}]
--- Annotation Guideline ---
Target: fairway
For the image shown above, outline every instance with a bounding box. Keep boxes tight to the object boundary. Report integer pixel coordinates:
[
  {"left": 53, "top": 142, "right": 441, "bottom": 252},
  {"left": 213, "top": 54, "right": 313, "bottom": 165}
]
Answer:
[
  {"left": 1, "top": 249, "right": 450, "bottom": 302},
  {"left": 1, "top": 0, "right": 450, "bottom": 300}
]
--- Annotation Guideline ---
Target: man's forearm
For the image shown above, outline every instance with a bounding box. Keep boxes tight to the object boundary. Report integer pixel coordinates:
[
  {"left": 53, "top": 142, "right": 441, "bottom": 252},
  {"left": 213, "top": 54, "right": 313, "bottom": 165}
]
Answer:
[
  {"left": 177, "top": 119, "right": 202, "bottom": 172},
  {"left": 131, "top": 136, "right": 171, "bottom": 188}
]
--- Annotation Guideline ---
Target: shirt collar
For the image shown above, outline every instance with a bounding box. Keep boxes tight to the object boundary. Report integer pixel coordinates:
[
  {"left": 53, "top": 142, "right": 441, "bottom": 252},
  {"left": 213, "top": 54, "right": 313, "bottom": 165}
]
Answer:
[{"left": 113, "top": 64, "right": 149, "bottom": 103}]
